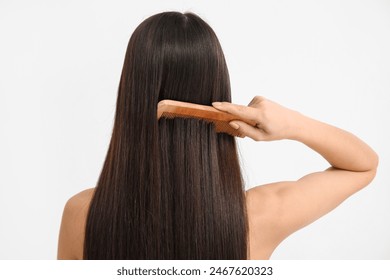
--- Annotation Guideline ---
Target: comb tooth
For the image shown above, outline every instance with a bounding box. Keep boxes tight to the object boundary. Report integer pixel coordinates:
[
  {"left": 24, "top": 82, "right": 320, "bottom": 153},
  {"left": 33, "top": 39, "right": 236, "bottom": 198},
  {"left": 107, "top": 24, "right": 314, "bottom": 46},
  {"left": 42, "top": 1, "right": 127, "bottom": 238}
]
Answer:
[
  {"left": 215, "top": 121, "right": 241, "bottom": 137},
  {"left": 159, "top": 112, "right": 241, "bottom": 137},
  {"left": 160, "top": 112, "right": 192, "bottom": 120},
  {"left": 161, "top": 112, "right": 176, "bottom": 119}
]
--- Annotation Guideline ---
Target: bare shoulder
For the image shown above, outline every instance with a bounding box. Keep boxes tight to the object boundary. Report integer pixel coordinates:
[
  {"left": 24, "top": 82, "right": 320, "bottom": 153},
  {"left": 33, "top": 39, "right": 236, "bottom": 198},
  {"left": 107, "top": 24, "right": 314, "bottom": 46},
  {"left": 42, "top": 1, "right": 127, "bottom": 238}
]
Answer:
[
  {"left": 57, "top": 187, "right": 95, "bottom": 260},
  {"left": 62, "top": 187, "right": 95, "bottom": 221},
  {"left": 67, "top": 188, "right": 95, "bottom": 206},
  {"left": 246, "top": 183, "right": 289, "bottom": 259},
  {"left": 246, "top": 167, "right": 376, "bottom": 259}
]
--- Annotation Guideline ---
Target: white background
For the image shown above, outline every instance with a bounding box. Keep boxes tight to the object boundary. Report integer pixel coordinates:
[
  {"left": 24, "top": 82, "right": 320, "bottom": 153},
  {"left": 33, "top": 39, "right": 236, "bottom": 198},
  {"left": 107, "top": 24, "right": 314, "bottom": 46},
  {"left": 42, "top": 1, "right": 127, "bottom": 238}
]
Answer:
[{"left": 0, "top": 0, "right": 389, "bottom": 259}]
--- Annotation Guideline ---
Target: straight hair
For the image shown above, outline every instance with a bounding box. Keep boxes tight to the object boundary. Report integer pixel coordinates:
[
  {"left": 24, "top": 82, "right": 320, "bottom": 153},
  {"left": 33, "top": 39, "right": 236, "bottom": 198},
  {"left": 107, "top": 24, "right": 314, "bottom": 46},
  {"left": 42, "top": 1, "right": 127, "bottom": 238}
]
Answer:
[{"left": 83, "top": 11, "right": 248, "bottom": 259}]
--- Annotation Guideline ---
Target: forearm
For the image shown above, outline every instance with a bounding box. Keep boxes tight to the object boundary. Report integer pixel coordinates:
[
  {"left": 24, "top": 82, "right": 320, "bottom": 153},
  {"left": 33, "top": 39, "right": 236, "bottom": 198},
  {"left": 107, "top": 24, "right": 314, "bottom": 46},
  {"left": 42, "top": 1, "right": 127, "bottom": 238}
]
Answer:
[
  {"left": 213, "top": 97, "right": 378, "bottom": 172},
  {"left": 290, "top": 114, "right": 378, "bottom": 172}
]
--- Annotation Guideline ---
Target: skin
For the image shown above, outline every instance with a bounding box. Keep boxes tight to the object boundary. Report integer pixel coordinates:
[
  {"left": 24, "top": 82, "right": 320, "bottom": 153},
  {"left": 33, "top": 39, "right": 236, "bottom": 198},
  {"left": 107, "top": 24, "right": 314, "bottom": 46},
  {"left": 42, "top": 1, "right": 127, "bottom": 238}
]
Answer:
[{"left": 57, "top": 96, "right": 378, "bottom": 260}]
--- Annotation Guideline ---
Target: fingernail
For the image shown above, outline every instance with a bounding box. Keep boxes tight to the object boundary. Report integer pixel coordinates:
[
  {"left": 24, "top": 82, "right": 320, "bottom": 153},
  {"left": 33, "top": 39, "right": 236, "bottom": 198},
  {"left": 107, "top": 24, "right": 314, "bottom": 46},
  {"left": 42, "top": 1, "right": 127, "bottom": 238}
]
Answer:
[
  {"left": 212, "top": 102, "right": 222, "bottom": 107},
  {"left": 229, "top": 122, "right": 240, "bottom": 130}
]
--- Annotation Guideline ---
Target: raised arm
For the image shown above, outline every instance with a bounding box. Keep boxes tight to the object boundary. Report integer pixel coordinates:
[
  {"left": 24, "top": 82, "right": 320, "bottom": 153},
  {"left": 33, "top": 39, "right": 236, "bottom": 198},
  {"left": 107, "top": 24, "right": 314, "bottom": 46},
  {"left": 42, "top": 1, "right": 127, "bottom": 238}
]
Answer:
[{"left": 212, "top": 96, "right": 378, "bottom": 244}]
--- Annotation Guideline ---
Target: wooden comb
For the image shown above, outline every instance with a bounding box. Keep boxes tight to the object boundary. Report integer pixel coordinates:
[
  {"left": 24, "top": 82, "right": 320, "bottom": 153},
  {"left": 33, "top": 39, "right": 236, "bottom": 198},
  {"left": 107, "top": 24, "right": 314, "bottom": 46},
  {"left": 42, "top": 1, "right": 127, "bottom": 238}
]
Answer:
[{"left": 157, "top": 99, "right": 257, "bottom": 137}]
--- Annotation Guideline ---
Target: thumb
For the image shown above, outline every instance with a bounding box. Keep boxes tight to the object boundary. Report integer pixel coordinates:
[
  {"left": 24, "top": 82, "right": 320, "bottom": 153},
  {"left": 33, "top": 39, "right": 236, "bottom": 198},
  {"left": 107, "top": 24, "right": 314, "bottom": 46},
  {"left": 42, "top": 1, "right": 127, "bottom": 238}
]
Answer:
[{"left": 229, "top": 120, "right": 266, "bottom": 141}]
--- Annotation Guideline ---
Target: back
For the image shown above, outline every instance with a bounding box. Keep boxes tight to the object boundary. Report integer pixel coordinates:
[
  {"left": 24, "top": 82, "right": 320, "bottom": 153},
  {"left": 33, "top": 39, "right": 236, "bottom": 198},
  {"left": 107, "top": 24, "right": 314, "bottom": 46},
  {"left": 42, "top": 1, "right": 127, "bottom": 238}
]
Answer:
[{"left": 58, "top": 186, "right": 281, "bottom": 260}]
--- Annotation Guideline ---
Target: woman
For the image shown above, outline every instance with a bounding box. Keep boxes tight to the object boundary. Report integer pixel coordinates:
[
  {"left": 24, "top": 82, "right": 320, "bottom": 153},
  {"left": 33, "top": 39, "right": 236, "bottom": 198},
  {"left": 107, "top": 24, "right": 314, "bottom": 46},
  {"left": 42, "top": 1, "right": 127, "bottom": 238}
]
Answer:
[{"left": 57, "top": 11, "right": 378, "bottom": 260}]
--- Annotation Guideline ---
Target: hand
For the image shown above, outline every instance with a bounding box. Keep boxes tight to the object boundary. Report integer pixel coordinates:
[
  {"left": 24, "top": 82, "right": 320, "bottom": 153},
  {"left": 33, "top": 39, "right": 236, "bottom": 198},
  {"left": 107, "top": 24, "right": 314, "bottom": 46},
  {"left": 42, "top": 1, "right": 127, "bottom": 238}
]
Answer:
[{"left": 212, "top": 96, "right": 303, "bottom": 141}]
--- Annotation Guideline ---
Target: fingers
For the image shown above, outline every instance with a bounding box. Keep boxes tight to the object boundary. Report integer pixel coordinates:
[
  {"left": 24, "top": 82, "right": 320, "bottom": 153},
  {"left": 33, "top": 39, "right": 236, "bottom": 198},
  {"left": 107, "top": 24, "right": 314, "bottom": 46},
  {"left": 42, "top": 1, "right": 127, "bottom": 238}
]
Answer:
[
  {"left": 229, "top": 120, "right": 266, "bottom": 141},
  {"left": 248, "top": 95, "right": 266, "bottom": 106},
  {"left": 212, "top": 101, "right": 260, "bottom": 122}
]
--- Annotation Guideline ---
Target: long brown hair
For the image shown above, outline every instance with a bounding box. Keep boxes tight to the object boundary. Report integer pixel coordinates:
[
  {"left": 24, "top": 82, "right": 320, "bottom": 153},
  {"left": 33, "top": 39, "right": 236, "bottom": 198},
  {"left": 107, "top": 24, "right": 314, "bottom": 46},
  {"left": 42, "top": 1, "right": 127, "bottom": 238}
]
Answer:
[{"left": 83, "top": 11, "right": 248, "bottom": 259}]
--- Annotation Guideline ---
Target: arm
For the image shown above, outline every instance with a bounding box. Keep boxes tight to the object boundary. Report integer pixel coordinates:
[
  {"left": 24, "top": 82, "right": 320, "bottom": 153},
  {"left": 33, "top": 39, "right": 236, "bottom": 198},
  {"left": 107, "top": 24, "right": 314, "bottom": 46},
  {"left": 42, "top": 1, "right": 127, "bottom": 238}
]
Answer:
[
  {"left": 290, "top": 114, "right": 378, "bottom": 172},
  {"left": 57, "top": 197, "right": 80, "bottom": 260},
  {"left": 57, "top": 189, "right": 92, "bottom": 260},
  {"left": 213, "top": 96, "right": 378, "bottom": 241}
]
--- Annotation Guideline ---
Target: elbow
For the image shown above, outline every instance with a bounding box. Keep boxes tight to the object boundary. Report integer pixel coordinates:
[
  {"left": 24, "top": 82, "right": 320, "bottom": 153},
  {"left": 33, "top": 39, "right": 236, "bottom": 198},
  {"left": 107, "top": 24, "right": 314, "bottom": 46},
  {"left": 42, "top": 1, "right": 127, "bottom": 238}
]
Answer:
[
  {"left": 373, "top": 151, "right": 379, "bottom": 170},
  {"left": 372, "top": 151, "right": 379, "bottom": 176},
  {"left": 358, "top": 150, "right": 379, "bottom": 189},
  {"left": 365, "top": 147, "right": 379, "bottom": 173},
  {"left": 368, "top": 149, "right": 379, "bottom": 173},
  {"left": 365, "top": 153, "right": 379, "bottom": 186}
]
